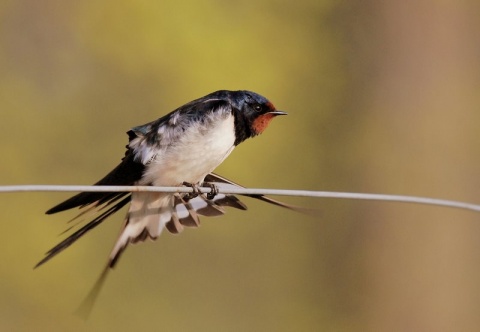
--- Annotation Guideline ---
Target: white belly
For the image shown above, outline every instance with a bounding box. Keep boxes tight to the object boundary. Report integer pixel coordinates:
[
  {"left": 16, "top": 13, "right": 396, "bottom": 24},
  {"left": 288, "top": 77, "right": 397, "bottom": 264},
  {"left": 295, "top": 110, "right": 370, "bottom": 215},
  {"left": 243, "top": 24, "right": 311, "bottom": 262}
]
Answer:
[{"left": 142, "top": 115, "right": 236, "bottom": 185}]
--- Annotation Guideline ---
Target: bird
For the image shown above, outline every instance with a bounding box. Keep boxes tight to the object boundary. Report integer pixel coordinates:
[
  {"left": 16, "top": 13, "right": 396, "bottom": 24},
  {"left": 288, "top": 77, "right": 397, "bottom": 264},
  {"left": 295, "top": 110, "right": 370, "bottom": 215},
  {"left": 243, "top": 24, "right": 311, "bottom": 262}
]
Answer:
[
  {"left": 37, "top": 90, "right": 303, "bottom": 272},
  {"left": 37, "top": 89, "right": 308, "bottom": 317}
]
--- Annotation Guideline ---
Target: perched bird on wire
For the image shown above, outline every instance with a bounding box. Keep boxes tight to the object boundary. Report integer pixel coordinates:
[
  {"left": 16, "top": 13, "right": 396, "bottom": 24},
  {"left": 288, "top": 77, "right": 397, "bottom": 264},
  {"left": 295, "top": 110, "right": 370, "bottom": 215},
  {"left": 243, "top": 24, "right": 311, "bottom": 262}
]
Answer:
[{"left": 36, "top": 90, "right": 303, "bottom": 316}]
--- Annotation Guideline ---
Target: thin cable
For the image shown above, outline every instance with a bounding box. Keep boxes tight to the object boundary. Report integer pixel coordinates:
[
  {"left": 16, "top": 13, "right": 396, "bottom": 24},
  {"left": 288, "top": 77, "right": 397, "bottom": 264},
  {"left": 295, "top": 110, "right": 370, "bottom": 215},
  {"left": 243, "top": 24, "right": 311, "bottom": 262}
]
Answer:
[{"left": 1, "top": 185, "right": 480, "bottom": 213}]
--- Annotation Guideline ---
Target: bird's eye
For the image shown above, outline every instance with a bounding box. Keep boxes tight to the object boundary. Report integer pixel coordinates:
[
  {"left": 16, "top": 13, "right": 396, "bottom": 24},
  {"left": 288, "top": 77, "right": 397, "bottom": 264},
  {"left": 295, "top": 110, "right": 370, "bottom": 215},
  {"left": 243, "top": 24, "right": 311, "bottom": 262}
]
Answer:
[{"left": 254, "top": 104, "right": 262, "bottom": 112}]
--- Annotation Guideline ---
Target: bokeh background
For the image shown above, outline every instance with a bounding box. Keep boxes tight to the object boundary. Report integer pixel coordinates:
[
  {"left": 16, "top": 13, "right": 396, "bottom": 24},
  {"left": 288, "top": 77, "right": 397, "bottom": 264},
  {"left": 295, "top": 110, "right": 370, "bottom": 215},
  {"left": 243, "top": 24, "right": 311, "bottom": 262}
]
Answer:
[{"left": 2, "top": 0, "right": 480, "bottom": 331}]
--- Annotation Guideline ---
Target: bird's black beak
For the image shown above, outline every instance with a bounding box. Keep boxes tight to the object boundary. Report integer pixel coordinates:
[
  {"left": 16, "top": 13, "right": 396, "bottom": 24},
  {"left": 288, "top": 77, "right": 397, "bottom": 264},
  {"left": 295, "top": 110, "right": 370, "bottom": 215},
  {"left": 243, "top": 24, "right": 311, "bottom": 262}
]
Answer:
[{"left": 268, "top": 110, "right": 288, "bottom": 116}]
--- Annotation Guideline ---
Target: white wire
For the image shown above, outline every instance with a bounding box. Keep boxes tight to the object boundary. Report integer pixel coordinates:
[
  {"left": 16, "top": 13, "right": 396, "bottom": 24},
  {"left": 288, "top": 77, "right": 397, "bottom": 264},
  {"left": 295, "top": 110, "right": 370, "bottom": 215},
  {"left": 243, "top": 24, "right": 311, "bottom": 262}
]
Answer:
[{"left": 1, "top": 185, "right": 480, "bottom": 213}]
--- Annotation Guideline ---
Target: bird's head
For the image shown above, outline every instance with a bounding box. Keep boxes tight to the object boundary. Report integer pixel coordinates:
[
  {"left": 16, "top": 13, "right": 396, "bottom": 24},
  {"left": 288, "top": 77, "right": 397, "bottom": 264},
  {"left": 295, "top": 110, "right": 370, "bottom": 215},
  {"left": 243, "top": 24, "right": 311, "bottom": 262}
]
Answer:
[{"left": 228, "top": 90, "right": 287, "bottom": 144}]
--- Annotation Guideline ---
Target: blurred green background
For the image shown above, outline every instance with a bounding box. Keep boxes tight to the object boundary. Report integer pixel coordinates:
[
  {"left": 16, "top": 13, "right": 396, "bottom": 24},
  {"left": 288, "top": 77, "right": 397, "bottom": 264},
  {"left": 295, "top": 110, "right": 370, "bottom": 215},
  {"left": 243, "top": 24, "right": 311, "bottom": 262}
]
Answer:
[{"left": 2, "top": 0, "right": 480, "bottom": 331}]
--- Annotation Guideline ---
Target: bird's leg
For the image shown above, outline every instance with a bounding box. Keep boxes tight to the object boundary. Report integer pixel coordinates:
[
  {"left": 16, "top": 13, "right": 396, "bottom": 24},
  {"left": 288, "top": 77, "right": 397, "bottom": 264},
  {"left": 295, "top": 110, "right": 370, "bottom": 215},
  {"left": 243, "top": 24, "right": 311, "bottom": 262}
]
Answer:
[
  {"left": 182, "top": 181, "right": 201, "bottom": 201},
  {"left": 204, "top": 182, "right": 219, "bottom": 200}
]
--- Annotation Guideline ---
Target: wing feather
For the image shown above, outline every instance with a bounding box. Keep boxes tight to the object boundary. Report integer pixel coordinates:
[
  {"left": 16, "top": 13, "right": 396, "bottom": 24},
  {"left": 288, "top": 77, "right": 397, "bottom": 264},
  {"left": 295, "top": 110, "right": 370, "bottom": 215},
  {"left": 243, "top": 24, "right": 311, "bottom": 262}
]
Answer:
[
  {"left": 46, "top": 152, "right": 144, "bottom": 214},
  {"left": 205, "top": 173, "right": 312, "bottom": 213}
]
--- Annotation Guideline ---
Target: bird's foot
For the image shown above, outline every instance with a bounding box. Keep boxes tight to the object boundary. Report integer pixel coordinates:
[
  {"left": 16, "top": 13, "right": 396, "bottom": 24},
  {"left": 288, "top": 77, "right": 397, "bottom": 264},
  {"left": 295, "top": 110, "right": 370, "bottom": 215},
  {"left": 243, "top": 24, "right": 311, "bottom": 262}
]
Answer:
[
  {"left": 182, "top": 182, "right": 201, "bottom": 201},
  {"left": 182, "top": 182, "right": 219, "bottom": 201},
  {"left": 204, "top": 182, "right": 219, "bottom": 200}
]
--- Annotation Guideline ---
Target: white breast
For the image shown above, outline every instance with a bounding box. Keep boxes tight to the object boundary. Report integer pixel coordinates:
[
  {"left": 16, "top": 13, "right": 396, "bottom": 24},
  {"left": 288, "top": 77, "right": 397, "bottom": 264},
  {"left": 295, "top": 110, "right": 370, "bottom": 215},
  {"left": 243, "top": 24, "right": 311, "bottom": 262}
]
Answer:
[{"left": 142, "top": 114, "right": 236, "bottom": 186}]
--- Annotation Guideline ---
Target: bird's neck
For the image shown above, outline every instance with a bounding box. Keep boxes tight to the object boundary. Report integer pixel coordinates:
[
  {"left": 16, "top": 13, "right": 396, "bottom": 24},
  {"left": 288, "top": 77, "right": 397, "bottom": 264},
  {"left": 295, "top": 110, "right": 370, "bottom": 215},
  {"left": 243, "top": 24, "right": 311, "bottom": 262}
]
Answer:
[{"left": 232, "top": 110, "right": 254, "bottom": 145}]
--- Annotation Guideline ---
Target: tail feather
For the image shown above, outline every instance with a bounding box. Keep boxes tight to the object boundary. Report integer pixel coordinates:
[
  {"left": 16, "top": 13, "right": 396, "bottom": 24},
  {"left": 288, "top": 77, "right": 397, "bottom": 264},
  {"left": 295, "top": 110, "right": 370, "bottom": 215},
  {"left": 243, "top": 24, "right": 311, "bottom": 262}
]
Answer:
[
  {"left": 39, "top": 173, "right": 310, "bottom": 269},
  {"left": 172, "top": 196, "right": 200, "bottom": 228},
  {"left": 165, "top": 208, "right": 184, "bottom": 234},
  {"left": 105, "top": 190, "right": 252, "bottom": 266},
  {"left": 39, "top": 172, "right": 312, "bottom": 319},
  {"left": 106, "top": 192, "right": 172, "bottom": 266},
  {"left": 35, "top": 196, "right": 131, "bottom": 268},
  {"left": 178, "top": 199, "right": 201, "bottom": 227}
]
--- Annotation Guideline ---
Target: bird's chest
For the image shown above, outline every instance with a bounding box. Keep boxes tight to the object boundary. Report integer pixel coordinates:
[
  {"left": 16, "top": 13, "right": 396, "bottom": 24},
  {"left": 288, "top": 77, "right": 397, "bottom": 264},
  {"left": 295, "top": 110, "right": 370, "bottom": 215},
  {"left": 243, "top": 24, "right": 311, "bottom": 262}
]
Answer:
[{"left": 143, "top": 115, "right": 236, "bottom": 185}]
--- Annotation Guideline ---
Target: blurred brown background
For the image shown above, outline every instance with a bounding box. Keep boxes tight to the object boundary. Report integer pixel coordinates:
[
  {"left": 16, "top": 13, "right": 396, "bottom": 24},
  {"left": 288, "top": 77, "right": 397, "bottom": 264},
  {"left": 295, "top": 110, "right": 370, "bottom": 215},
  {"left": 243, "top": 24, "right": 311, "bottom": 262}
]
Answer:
[{"left": 1, "top": 0, "right": 480, "bottom": 331}]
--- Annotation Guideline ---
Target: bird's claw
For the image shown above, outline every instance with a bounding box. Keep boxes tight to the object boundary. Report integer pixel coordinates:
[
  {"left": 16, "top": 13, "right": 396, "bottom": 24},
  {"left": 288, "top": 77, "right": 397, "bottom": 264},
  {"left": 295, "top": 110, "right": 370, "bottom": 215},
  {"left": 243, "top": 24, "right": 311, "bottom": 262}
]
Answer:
[
  {"left": 205, "top": 182, "right": 219, "bottom": 200},
  {"left": 182, "top": 182, "right": 201, "bottom": 201},
  {"left": 182, "top": 182, "right": 219, "bottom": 201}
]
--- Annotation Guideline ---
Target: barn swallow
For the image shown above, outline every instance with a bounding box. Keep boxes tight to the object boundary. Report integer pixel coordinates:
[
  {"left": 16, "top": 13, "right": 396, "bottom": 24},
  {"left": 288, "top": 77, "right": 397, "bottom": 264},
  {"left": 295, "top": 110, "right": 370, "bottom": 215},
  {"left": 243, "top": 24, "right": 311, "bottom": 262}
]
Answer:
[{"left": 36, "top": 90, "right": 302, "bottom": 273}]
